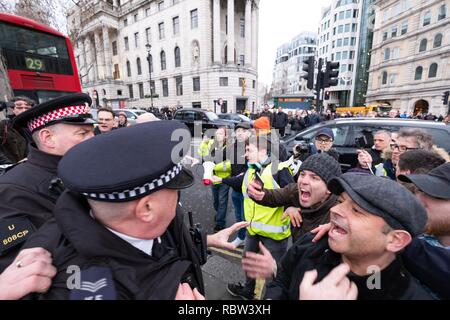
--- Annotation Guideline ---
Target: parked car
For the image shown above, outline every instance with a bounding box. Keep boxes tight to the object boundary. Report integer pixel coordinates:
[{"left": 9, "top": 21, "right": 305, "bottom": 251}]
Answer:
[
  {"left": 282, "top": 118, "right": 450, "bottom": 170},
  {"left": 217, "top": 113, "right": 252, "bottom": 124},
  {"left": 173, "top": 109, "right": 235, "bottom": 136}
]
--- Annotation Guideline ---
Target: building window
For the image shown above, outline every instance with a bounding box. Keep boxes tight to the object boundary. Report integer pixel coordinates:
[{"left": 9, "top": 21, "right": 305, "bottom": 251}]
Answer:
[
  {"left": 401, "top": 21, "right": 408, "bottom": 35},
  {"left": 160, "top": 51, "right": 166, "bottom": 70},
  {"left": 351, "top": 23, "right": 357, "bottom": 32},
  {"left": 434, "top": 33, "right": 443, "bottom": 48},
  {"left": 337, "top": 39, "right": 342, "bottom": 47},
  {"left": 253, "top": 80, "right": 256, "bottom": 89},
  {"left": 113, "top": 64, "right": 120, "bottom": 79},
  {"left": 191, "top": 9, "right": 198, "bottom": 29},
  {"left": 138, "top": 83, "right": 144, "bottom": 99},
  {"left": 384, "top": 48, "right": 390, "bottom": 60},
  {"left": 174, "top": 46, "right": 181, "bottom": 67},
  {"left": 414, "top": 66, "right": 423, "bottom": 80},
  {"left": 128, "top": 84, "right": 134, "bottom": 99},
  {"left": 145, "top": 28, "right": 151, "bottom": 44},
  {"left": 428, "top": 63, "right": 438, "bottom": 78},
  {"left": 124, "top": 37, "right": 129, "bottom": 51},
  {"left": 134, "top": 32, "right": 139, "bottom": 48},
  {"left": 159, "top": 22, "right": 165, "bottom": 40},
  {"left": 146, "top": 8, "right": 150, "bottom": 17},
  {"left": 438, "top": 4, "right": 447, "bottom": 21},
  {"left": 117, "top": 89, "right": 122, "bottom": 96},
  {"left": 173, "top": 16, "right": 180, "bottom": 35},
  {"left": 162, "top": 78, "right": 169, "bottom": 97},
  {"left": 383, "top": 31, "right": 388, "bottom": 41},
  {"left": 126, "top": 60, "right": 131, "bottom": 77},
  {"left": 239, "top": 55, "right": 245, "bottom": 66},
  {"left": 124, "top": 18, "right": 128, "bottom": 27},
  {"left": 193, "top": 77, "right": 200, "bottom": 91},
  {"left": 423, "top": 11, "right": 431, "bottom": 26},
  {"left": 240, "top": 18, "right": 245, "bottom": 38},
  {"left": 219, "top": 77, "right": 228, "bottom": 86},
  {"left": 239, "top": 78, "right": 245, "bottom": 87},
  {"left": 175, "top": 76, "right": 183, "bottom": 95},
  {"left": 389, "top": 74, "right": 397, "bottom": 85},
  {"left": 137, "top": 58, "right": 142, "bottom": 75},
  {"left": 134, "top": 14, "right": 138, "bottom": 23},
  {"left": 338, "top": 25, "right": 344, "bottom": 33},
  {"left": 112, "top": 41, "right": 118, "bottom": 56},
  {"left": 419, "top": 39, "right": 427, "bottom": 52},
  {"left": 158, "top": 1, "right": 164, "bottom": 11},
  {"left": 391, "top": 27, "right": 397, "bottom": 38}
]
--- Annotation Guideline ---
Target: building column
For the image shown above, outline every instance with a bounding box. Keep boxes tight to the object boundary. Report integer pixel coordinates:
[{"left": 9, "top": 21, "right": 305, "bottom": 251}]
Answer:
[
  {"left": 251, "top": 2, "right": 258, "bottom": 68},
  {"left": 227, "top": 0, "right": 235, "bottom": 64},
  {"left": 245, "top": 0, "right": 252, "bottom": 67},
  {"left": 103, "top": 26, "right": 112, "bottom": 79},
  {"left": 84, "top": 35, "right": 94, "bottom": 83},
  {"left": 78, "top": 38, "right": 86, "bottom": 84},
  {"left": 213, "top": 0, "right": 221, "bottom": 64},
  {"left": 94, "top": 31, "right": 104, "bottom": 80}
]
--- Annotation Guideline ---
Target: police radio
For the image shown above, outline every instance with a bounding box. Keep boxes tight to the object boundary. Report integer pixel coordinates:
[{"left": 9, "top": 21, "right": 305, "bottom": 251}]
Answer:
[{"left": 188, "top": 211, "right": 208, "bottom": 265}]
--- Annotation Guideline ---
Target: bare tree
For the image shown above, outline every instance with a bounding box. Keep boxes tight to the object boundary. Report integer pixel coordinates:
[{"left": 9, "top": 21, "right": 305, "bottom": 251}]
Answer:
[{"left": 0, "top": 53, "right": 12, "bottom": 101}]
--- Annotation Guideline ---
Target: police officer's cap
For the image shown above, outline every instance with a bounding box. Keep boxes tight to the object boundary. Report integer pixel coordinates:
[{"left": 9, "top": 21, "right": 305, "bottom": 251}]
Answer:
[
  {"left": 14, "top": 93, "right": 95, "bottom": 132},
  {"left": 58, "top": 121, "right": 194, "bottom": 202}
]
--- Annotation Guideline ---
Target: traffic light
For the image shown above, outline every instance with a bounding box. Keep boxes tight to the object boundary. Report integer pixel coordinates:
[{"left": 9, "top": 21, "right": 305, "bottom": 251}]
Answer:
[
  {"left": 442, "top": 91, "right": 449, "bottom": 105},
  {"left": 324, "top": 91, "right": 330, "bottom": 100},
  {"left": 323, "top": 61, "right": 340, "bottom": 88},
  {"left": 302, "top": 56, "right": 315, "bottom": 90}
]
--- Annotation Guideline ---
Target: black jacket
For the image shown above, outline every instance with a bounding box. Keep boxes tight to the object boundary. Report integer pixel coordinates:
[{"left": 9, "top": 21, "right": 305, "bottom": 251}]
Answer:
[
  {"left": 289, "top": 117, "right": 306, "bottom": 132},
  {"left": 0, "top": 117, "right": 28, "bottom": 165},
  {"left": 265, "top": 234, "right": 435, "bottom": 300},
  {"left": 272, "top": 112, "right": 288, "bottom": 129},
  {"left": 22, "top": 191, "right": 205, "bottom": 300},
  {"left": 0, "top": 146, "right": 62, "bottom": 271}
]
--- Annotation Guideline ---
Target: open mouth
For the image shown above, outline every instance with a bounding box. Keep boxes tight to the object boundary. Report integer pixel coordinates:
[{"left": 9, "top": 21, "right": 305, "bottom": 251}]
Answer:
[
  {"left": 329, "top": 220, "right": 349, "bottom": 238},
  {"left": 300, "top": 189, "right": 311, "bottom": 202}
]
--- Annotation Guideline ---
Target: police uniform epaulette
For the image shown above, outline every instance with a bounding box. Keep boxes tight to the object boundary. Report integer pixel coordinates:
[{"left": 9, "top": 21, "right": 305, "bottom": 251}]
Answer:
[
  {"left": 58, "top": 120, "right": 194, "bottom": 202},
  {"left": 0, "top": 216, "right": 35, "bottom": 256}
]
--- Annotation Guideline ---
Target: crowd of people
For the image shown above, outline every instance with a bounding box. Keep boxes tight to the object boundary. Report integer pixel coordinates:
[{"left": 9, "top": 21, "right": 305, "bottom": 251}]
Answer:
[{"left": 0, "top": 94, "right": 448, "bottom": 301}]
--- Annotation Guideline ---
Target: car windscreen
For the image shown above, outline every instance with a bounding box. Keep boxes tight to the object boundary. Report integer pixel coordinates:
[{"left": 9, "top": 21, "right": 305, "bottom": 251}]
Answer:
[{"left": 206, "top": 112, "right": 219, "bottom": 121}]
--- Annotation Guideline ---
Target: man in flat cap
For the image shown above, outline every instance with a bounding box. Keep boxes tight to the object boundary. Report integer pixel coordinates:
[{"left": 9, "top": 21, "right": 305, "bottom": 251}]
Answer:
[
  {"left": 265, "top": 173, "right": 434, "bottom": 300},
  {"left": 0, "top": 93, "right": 95, "bottom": 272},
  {"left": 20, "top": 121, "right": 245, "bottom": 300}
]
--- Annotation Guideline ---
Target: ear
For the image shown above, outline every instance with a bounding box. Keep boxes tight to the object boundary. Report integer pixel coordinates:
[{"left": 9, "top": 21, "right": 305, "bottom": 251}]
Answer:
[
  {"left": 386, "top": 230, "right": 412, "bottom": 253},
  {"left": 135, "top": 195, "right": 154, "bottom": 223},
  {"left": 37, "top": 128, "right": 55, "bottom": 148}
]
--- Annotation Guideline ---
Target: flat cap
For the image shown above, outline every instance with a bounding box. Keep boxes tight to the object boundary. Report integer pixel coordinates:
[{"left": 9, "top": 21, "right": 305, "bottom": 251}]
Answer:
[
  {"left": 58, "top": 121, "right": 194, "bottom": 202},
  {"left": 328, "top": 173, "right": 427, "bottom": 236},
  {"left": 398, "top": 163, "right": 450, "bottom": 200},
  {"left": 14, "top": 93, "right": 95, "bottom": 132}
]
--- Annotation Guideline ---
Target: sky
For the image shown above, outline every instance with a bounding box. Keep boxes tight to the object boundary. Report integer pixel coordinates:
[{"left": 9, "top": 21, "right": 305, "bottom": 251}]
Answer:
[{"left": 258, "top": 0, "right": 332, "bottom": 86}]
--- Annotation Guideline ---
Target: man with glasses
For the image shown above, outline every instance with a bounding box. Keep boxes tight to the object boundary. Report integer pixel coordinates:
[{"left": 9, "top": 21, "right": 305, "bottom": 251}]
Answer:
[
  {"left": 0, "top": 93, "right": 96, "bottom": 272},
  {"left": 94, "top": 108, "right": 115, "bottom": 135},
  {"left": 376, "top": 128, "right": 434, "bottom": 180},
  {"left": 307, "top": 128, "right": 340, "bottom": 161}
]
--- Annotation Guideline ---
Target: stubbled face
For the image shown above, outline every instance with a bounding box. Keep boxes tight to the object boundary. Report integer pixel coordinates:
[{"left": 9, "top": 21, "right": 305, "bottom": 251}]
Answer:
[
  {"left": 51, "top": 124, "right": 95, "bottom": 156},
  {"left": 13, "top": 100, "right": 32, "bottom": 116},
  {"left": 297, "top": 170, "right": 330, "bottom": 208},
  {"left": 373, "top": 133, "right": 390, "bottom": 151},
  {"left": 414, "top": 190, "right": 450, "bottom": 237},
  {"left": 97, "top": 111, "right": 115, "bottom": 133},
  {"left": 328, "top": 192, "right": 391, "bottom": 258}
]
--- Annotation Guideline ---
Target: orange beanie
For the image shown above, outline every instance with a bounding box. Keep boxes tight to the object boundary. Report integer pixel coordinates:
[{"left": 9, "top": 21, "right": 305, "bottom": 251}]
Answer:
[{"left": 253, "top": 117, "right": 271, "bottom": 130}]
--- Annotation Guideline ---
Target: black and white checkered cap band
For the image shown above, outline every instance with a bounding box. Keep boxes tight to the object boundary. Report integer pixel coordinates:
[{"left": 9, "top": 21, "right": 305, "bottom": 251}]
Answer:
[{"left": 82, "top": 163, "right": 183, "bottom": 201}]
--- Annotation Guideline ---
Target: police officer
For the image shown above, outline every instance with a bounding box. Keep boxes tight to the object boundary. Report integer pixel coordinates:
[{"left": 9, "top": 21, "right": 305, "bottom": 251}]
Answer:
[
  {"left": 21, "top": 121, "right": 245, "bottom": 300},
  {"left": 0, "top": 93, "right": 95, "bottom": 271}
]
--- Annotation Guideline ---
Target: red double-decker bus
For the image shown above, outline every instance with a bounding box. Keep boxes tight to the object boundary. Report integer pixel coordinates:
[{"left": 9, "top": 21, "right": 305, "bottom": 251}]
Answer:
[{"left": 0, "top": 13, "right": 81, "bottom": 103}]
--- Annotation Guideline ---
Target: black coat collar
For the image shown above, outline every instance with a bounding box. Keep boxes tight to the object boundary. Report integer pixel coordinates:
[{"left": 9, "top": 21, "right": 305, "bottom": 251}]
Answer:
[{"left": 27, "top": 145, "right": 62, "bottom": 174}]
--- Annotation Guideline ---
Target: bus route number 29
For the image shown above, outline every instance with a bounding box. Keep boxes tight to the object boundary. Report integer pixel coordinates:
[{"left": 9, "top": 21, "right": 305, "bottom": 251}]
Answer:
[{"left": 25, "top": 57, "right": 45, "bottom": 71}]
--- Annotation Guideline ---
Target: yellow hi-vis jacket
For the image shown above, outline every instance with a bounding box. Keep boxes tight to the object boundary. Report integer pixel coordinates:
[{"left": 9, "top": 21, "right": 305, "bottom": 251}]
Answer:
[
  {"left": 198, "top": 139, "right": 231, "bottom": 184},
  {"left": 242, "top": 163, "right": 291, "bottom": 240}
]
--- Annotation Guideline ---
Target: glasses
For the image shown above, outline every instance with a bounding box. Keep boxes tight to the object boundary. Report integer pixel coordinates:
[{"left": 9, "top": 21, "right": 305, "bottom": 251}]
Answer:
[
  {"left": 315, "top": 137, "right": 332, "bottom": 144},
  {"left": 390, "top": 144, "right": 419, "bottom": 152}
]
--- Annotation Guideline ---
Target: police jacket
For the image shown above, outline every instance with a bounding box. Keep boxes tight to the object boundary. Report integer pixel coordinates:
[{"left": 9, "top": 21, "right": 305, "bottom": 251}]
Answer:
[
  {"left": 265, "top": 234, "right": 435, "bottom": 300},
  {"left": 0, "top": 146, "right": 62, "bottom": 271},
  {"left": 22, "top": 191, "right": 205, "bottom": 300}
]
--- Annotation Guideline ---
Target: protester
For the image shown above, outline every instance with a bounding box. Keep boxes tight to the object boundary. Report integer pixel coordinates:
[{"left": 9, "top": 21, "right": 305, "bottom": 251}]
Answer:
[
  {"left": 272, "top": 107, "right": 288, "bottom": 137},
  {"left": 357, "top": 130, "right": 391, "bottom": 170},
  {"left": 117, "top": 111, "right": 131, "bottom": 128},
  {"left": 94, "top": 108, "right": 115, "bottom": 135}
]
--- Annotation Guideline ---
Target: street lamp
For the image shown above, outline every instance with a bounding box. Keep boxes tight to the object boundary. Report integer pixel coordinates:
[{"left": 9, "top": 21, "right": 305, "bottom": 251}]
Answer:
[{"left": 146, "top": 43, "right": 154, "bottom": 108}]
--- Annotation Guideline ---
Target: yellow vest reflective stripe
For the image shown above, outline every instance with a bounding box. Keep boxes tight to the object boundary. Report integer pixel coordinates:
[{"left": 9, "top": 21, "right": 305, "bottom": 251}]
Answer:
[
  {"left": 198, "top": 139, "right": 214, "bottom": 157},
  {"left": 242, "top": 163, "right": 291, "bottom": 240},
  {"left": 375, "top": 163, "right": 387, "bottom": 177}
]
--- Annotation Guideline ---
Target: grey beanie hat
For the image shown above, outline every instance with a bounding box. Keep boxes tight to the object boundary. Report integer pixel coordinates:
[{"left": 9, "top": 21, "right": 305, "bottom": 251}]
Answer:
[{"left": 300, "top": 153, "right": 342, "bottom": 184}]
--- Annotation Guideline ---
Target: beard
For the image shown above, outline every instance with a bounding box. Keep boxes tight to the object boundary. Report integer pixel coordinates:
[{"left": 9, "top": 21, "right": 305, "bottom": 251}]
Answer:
[{"left": 425, "top": 213, "right": 450, "bottom": 237}]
